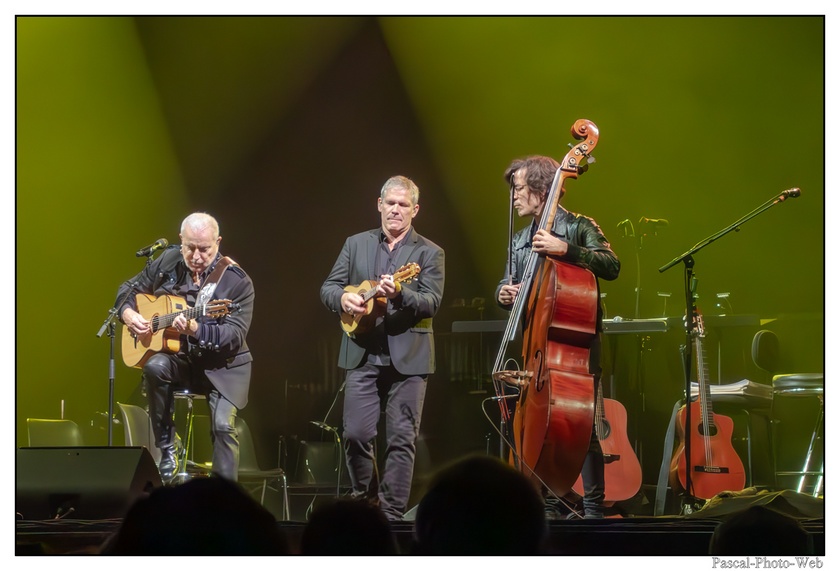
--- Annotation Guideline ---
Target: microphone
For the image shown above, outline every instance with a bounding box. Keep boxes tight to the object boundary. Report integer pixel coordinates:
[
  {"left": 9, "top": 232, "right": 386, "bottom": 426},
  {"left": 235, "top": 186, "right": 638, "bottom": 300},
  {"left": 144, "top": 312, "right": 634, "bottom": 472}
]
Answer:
[
  {"left": 135, "top": 238, "right": 169, "bottom": 257},
  {"left": 310, "top": 421, "right": 338, "bottom": 434},
  {"left": 639, "top": 217, "right": 669, "bottom": 227},
  {"left": 781, "top": 187, "right": 801, "bottom": 200}
]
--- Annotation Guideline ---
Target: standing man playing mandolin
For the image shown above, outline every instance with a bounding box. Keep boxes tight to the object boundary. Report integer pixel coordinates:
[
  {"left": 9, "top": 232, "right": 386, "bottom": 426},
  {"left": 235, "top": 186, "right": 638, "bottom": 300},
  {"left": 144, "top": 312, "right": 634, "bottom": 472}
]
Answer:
[
  {"left": 320, "top": 175, "right": 445, "bottom": 521},
  {"left": 117, "top": 212, "right": 254, "bottom": 483},
  {"left": 496, "top": 156, "right": 620, "bottom": 518}
]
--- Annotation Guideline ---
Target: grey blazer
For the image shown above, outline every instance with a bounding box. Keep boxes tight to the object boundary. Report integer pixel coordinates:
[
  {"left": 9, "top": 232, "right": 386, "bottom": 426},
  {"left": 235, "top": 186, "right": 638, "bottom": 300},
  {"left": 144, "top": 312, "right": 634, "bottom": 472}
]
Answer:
[{"left": 320, "top": 228, "right": 445, "bottom": 376}]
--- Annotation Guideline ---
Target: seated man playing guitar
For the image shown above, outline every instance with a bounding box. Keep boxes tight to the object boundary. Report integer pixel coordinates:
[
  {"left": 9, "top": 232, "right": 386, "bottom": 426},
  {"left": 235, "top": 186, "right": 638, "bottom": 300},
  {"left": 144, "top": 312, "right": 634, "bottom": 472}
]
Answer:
[{"left": 117, "top": 212, "right": 254, "bottom": 482}]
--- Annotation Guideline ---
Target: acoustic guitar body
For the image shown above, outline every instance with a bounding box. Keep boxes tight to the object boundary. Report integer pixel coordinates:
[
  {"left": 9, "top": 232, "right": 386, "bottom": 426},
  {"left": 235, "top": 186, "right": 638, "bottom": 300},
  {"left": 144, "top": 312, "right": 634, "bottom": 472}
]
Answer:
[
  {"left": 669, "top": 401, "right": 746, "bottom": 500},
  {"left": 121, "top": 294, "right": 184, "bottom": 368},
  {"left": 572, "top": 397, "right": 642, "bottom": 502},
  {"left": 340, "top": 281, "right": 385, "bottom": 336}
]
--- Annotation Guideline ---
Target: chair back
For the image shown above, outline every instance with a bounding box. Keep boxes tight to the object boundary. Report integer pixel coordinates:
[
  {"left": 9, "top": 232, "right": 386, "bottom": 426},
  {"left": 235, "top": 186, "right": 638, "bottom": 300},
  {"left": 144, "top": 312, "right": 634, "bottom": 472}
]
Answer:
[
  {"left": 235, "top": 416, "right": 262, "bottom": 471},
  {"left": 117, "top": 402, "right": 162, "bottom": 464},
  {"left": 26, "top": 418, "right": 84, "bottom": 447},
  {"left": 752, "top": 329, "right": 780, "bottom": 375}
]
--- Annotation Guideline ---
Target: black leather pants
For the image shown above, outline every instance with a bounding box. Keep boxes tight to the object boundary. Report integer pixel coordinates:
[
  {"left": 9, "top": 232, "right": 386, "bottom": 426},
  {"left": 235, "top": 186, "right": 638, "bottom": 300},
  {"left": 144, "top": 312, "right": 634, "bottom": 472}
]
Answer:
[{"left": 142, "top": 353, "right": 239, "bottom": 480}]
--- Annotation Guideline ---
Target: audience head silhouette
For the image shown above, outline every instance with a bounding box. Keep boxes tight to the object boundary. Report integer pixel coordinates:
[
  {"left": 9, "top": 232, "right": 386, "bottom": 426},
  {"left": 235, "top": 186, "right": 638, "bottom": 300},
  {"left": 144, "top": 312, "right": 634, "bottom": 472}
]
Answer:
[
  {"left": 300, "top": 498, "right": 399, "bottom": 555},
  {"left": 709, "top": 505, "right": 810, "bottom": 555},
  {"left": 103, "top": 476, "right": 289, "bottom": 555},
  {"left": 413, "top": 454, "right": 547, "bottom": 555}
]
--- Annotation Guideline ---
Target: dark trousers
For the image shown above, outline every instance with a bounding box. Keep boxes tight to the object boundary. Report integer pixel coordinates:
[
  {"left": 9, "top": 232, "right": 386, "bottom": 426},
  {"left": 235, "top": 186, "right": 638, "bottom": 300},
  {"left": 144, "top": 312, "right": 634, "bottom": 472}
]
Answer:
[
  {"left": 580, "top": 412, "right": 606, "bottom": 517},
  {"left": 582, "top": 337, "right": 606, "bottom": 516},
  {"left": 142, "top": 353, "right": 240, "bottom": 480},
  {"left": 342, "top": 358, "right": 427, "bottom": 521}
]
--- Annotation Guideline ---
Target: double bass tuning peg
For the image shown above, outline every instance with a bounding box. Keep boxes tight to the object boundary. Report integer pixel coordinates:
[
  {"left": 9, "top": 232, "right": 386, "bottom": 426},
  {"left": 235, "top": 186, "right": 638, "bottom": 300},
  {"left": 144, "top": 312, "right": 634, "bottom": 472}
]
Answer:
[{"left": 567, "top": 143, "right": 596, "bottom": 165}]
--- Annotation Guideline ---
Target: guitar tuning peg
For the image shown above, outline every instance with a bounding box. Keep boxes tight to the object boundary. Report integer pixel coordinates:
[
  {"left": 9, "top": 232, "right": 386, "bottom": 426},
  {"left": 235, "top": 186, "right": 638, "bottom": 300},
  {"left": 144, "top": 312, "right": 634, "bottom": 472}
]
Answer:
[{"left": 587, "top": 155, "right": 596, "bottom": 164}]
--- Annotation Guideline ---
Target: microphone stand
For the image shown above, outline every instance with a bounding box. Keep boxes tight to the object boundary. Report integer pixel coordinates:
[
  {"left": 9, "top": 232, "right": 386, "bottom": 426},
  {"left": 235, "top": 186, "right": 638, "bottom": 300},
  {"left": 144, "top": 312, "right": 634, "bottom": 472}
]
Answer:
[
  {"left": 96, "top": 256, "right": 153, "bottom": 446},
  {"left": 658, "top": 187, "right": 800, "bottom": 513},
  {"left": 617, "top": 220, "right": 643, "bottom": 319}
]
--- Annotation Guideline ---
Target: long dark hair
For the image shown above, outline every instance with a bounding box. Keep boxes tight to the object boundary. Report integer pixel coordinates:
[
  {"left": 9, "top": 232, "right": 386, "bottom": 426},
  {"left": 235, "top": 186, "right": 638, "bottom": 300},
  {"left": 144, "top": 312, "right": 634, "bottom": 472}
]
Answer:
[{"left": 504, "top": 155, "right": 562, "bottom": 197}]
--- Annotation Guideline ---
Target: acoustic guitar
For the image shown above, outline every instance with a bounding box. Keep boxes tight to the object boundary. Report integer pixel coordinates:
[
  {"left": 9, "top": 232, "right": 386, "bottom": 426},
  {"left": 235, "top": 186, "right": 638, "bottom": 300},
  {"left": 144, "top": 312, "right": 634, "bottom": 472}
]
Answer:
[
  {"left": 669, "top": 312, "right": 746, "bottom": 499},
  {"left": 340, "top": 263, "right": 420, "bottom": 336},
  {"left": 121, "top": 293, "right": 239, "bottom": 368},
  {"left": 572, "top": 382, "right": 642, "bottom": 502}
]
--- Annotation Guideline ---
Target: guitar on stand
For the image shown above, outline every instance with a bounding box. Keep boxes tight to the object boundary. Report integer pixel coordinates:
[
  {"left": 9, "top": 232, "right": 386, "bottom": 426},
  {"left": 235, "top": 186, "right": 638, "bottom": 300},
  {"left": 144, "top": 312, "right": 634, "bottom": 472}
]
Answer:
[
  {"left": 573, "top": 383, "right": 642, "bottom": 503},
  {"left": 669, "top": 312, "right": 746, "bottom": 499},
  {"left": 657, "top": 186, "right": 800, "bottom": 514}
]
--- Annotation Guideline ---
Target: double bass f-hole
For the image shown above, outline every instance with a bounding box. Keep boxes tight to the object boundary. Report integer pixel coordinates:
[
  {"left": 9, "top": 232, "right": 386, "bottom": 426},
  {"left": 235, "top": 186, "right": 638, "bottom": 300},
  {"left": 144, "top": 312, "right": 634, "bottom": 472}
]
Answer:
[{"left": 533, "top": 352, "right": 545, "bottom": 391}]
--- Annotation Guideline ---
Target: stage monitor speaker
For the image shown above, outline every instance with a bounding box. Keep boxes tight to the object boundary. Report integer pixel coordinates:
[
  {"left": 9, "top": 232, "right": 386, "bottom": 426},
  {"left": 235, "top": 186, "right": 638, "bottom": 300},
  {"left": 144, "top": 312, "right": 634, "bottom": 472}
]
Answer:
[{"left": 16, "top": 446, "right": 162, "bottom": 520}]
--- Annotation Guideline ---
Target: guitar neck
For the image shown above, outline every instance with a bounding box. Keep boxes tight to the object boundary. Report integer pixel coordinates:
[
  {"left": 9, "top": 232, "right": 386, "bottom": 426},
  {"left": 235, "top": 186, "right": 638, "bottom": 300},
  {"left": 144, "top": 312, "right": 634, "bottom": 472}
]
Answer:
[
  {"left": 360, "top": 269, "right": 417, "bottom": 304},
  {"left": 152, "top": 304, "right": 206, "bottom": 332},
  {"left": 595, "top": 382, "right": 606, "bottom": 440},
  {"left": 361, "top": 288, "right": 378, "bottom": 303},
  {"left": 694, "top": 334, "right": 714, "bottom": 423}
]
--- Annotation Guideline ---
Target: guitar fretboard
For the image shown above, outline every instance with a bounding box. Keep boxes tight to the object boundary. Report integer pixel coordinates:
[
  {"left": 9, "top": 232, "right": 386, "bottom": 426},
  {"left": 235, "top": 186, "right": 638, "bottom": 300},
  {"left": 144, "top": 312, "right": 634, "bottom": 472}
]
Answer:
[
  {"left": 151, "top": 304, "right": 207, "bottom": 333},
  {"left": 150, "top": 301, "right": 239, "bottom": 333}
]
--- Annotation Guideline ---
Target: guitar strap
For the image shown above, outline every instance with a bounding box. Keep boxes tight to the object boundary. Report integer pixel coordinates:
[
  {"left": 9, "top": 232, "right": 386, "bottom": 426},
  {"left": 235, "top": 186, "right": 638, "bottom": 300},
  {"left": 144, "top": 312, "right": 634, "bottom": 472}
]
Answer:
[{"left": 196, "top": 256, "right": 238, "bottom": 307}]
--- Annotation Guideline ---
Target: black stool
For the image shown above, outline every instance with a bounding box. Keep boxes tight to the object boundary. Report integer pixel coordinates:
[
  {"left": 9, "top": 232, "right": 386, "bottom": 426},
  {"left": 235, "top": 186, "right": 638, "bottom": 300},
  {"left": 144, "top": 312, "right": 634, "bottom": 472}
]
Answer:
[
  {"left": 172, "top": 390, "right": 206, "bottom": 481},
  {"left": 772, "top": 373, "right": 823, "bottom": 497}
]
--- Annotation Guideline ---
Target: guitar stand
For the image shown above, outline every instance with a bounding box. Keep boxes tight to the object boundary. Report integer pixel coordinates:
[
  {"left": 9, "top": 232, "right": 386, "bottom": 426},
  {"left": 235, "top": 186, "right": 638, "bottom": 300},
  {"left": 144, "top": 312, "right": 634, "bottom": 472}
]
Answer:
[{"left": 679, "top": 495, "right": 705, "bottom": 515}]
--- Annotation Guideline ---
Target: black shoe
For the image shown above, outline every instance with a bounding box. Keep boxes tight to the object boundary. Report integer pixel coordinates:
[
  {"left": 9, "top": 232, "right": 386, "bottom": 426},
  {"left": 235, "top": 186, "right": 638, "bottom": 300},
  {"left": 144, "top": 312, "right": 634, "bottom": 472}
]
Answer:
[
  {"left": 158, "top": 445, "right": 179, "bottom": 482},
  {"left": 583, "top": 509, "right": 604, "bottom": 519},
  {"left": 545, "top": 504, "right": 564, "bottom": 520}
]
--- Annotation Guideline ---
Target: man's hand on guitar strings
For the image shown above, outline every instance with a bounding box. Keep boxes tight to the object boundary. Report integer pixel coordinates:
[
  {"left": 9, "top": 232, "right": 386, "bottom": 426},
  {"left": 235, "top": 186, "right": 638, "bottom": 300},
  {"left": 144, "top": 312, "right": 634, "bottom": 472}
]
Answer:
[
  {"left": 122, "top": 307, "right": 151, "bottom": 336},
  {"left": 376, "top": 274, "right": 400, "bottom": 299},
  {"left": 173, "top": 314, "right": 198, "bottom": 335},
  {"left": 341, "top": 292, "right": 365, "bottom": 315}
]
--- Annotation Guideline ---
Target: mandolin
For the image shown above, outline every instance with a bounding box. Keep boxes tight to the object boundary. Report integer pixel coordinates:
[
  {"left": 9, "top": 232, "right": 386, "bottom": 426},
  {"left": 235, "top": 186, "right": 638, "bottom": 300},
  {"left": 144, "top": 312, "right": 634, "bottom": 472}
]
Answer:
[
  {"left": 573, "top": 383, "right": 642, "bottom": 502},
  {"left": 340, "top": 263, "right": 420, "bottom": 336},
  {"left": 121, "top": 294, "right": 239, "bottom": 368},
  {"left": 669, "top": 312, "right": 746, "bottom": 499}
]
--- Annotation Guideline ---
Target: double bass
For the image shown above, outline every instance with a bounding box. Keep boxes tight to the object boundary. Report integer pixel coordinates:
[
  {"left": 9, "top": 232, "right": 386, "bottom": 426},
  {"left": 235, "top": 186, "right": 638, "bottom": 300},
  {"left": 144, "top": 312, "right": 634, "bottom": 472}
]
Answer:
[{"left": 493, "top": 119, "right": 601, "bottom": 495}]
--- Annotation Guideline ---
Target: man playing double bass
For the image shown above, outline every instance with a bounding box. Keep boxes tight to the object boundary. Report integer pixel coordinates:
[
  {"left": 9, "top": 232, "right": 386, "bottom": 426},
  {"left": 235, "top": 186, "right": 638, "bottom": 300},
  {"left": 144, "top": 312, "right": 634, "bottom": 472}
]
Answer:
[{"left": 496, "top": 155, "right": 620, "bottom": 519}]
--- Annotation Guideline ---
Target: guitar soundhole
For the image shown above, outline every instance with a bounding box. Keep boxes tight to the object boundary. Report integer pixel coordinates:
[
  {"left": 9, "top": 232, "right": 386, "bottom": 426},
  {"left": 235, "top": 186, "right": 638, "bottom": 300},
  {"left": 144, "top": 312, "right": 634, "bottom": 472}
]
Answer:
[
  {"left": 698, "top": 423, "right": 718, "bottom": 437},
  {"left": 598, "top": 419, "right": 611, "bottom": 439}
]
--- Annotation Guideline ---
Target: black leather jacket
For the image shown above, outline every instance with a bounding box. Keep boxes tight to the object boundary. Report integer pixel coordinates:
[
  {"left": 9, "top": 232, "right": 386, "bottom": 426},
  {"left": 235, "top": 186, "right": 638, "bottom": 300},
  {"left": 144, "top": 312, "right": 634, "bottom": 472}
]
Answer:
[{"left": 496, "top": 206, "right": 620, "bottom": 328}]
